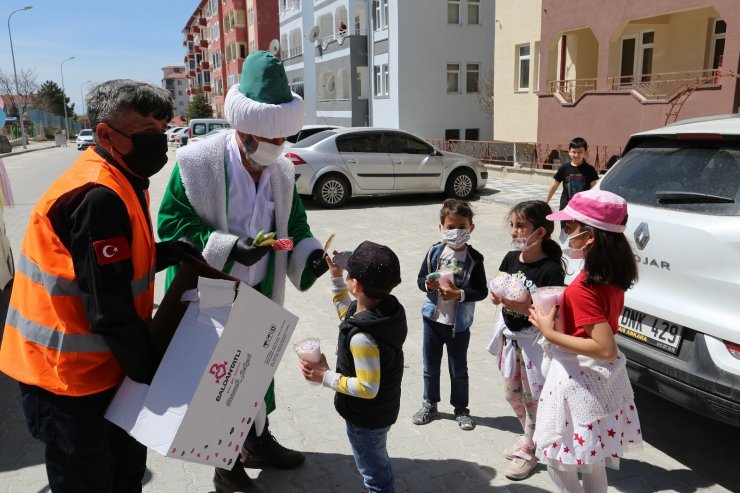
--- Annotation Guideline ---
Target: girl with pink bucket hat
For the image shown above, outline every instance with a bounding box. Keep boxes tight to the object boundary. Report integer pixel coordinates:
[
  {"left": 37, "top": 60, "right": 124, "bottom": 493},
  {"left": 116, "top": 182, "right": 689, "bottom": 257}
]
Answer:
[{"left": 528, "top": 189, "right": 642, "bottom": 493}]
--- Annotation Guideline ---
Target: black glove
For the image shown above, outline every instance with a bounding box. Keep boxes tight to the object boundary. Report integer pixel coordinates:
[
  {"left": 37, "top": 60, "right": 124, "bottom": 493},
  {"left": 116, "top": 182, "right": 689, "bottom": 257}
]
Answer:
[
  {"left": 155, "top": 239, "right": 205, "bottom": 272},
  {"left": 230, "top": 237, "right": 271, "bottom": 266},
  {"left": 307, "top": 248, "right": 330, "bottom": 278}
]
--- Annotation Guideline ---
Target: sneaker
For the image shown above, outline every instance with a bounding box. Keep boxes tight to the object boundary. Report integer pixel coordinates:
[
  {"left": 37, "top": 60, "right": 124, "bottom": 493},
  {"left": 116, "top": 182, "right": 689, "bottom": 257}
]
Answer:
[
  {"left": 454, "top": 409, "right": 475, "bottom": 430},
  {"left": 213, "top": 464, "right": 264, "bottom": 493},
  {"left": 503, "top": 436, "right": 526, "bottom": 460},
  {"left": 412, "top": 402, "right": 438, "bottom": 425},
  {"left": 504, "top": 450, "right": 538, "bottom": 480},
  {"left": 243, "top": 433, "right": 305, "bottom": 470}
]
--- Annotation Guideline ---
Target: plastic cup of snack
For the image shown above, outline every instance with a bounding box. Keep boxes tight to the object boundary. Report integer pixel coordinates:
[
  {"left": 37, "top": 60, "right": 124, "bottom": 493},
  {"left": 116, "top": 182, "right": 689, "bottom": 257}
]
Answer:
[
  {"left": 438, "top": 269, "right": 455, "bottom": 289},
  {"left": 295, "top": 337, "right": 321, "bottom": 363},
  {"left": 488, "top": 272, "right": 510, "bottom": 298},
  {"left": 531, "top": 286, "right": 566, "bottom": 332}
]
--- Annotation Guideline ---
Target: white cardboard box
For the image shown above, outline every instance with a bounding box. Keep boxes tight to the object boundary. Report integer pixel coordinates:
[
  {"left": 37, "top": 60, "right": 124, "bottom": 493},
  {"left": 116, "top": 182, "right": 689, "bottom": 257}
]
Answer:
[{"left": 105, "top": 276, "right": 298, "bottom": 468}]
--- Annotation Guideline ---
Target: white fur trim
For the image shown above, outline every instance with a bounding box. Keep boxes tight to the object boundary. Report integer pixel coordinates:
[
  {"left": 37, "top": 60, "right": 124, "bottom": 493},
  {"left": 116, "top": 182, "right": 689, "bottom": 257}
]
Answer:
[
  {"left": 203, "top": 230, "right": 238, "bottom": 271},
  {"left": 224, "top": 84, "right": 304, "bottom": 138},
  {"left": 288, "top": 236, "right": 322, "bottom": 287}
]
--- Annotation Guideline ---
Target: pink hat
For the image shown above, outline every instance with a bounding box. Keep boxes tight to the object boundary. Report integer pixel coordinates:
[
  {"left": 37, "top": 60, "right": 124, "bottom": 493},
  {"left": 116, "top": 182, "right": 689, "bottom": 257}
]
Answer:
[{"left": 547, "top": 189, "right": 628, "bottom": 233}]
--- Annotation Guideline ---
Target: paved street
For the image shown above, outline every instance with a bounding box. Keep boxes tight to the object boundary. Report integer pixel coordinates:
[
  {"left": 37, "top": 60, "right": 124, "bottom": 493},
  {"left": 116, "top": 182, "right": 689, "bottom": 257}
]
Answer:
[{"left": 0, "top": 146, "right": 738, "bottom": 493}]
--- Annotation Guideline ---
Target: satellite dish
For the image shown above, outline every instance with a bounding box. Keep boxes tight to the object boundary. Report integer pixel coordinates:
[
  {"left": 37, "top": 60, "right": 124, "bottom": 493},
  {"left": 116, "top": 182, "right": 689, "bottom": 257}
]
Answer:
[
  {"left": 268, "top": 39, "right": 281, "bottom": 55},
  {"left": 326, "top": 75, "right": 336, "bottom": 93},
  {"left": 307, "top": 26, "right": 321, "bottom": 43}
]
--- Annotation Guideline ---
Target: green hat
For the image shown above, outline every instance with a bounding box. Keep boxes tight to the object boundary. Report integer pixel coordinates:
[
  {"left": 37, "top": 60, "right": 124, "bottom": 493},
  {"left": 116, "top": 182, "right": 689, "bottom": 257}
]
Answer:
[{"left": 239, "top": 51, "right": 292, "bottom": 104}]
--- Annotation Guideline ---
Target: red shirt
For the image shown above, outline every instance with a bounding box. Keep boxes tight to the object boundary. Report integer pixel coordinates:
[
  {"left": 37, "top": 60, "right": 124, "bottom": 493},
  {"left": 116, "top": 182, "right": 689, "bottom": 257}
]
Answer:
[{"left": 561, "top": 271, "right": 624, "bottom": 338}]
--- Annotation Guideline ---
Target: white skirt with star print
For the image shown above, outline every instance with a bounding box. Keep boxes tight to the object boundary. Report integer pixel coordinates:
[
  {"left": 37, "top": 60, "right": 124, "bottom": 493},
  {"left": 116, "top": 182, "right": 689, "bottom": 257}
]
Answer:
[{"left": 533, "top": 346, "right": 643, "bottom": 472}]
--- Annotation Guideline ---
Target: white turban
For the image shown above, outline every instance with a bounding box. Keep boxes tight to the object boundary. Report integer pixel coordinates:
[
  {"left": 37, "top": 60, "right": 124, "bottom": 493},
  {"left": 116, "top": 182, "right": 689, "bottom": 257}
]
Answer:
[{"left": 224, "top": 84, "right": 304, "bottom": 139}]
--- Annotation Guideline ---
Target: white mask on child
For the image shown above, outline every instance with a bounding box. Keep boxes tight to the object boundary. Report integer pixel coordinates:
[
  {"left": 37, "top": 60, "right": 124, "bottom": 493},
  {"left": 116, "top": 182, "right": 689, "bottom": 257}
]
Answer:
[
  {"left": 562, "top": 231, "right": 588, "bottom": 259},
  {"left": 441, "top": 228, "right": 470, "bottom": 248},
  {"left": 512, "top": 229, "right": 540, "bottom": 252}
]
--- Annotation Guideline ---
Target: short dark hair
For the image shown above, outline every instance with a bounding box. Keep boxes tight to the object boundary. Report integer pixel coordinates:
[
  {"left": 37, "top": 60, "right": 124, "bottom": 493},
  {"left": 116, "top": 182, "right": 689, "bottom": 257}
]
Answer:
[
  {"left": 334, "top": 241, "right": 402, "bottom": 300},
  {"left": 569, "top": 137, "right": 588, "bottom": 151},
  {"left": 439, "top": 198, "right": 474, "bottom": 224}
]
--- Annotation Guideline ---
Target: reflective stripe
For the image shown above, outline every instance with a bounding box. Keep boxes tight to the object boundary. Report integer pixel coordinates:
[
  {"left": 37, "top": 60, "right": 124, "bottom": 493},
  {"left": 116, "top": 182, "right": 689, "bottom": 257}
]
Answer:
[
  {"left": 6, "top": 307, "right": 111, "bottom": 353},
  {"left": 17, "top": 254, "right": 81, "bottom": 297}
]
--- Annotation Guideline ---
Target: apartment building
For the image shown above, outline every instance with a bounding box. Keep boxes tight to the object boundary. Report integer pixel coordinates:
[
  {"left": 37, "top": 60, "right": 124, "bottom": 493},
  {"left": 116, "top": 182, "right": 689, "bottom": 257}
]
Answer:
[
  {"left": 182, "top": 0, "right": 280, "bottom": 117},
  {"left": 494, "top": 0, "right": 739, "bottom": 149},
  {"left": 161, "top": 66, "right": 189, "bottom": 121},
  {"left": 279, "top": 0, "right": 493, "bottom": 140}
]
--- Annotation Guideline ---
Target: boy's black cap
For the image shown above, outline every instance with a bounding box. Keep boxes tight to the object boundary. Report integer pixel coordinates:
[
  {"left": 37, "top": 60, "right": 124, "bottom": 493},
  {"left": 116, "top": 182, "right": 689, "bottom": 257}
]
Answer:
[{"left": 333, "top": 241, "right": 401, "bottom": 291}]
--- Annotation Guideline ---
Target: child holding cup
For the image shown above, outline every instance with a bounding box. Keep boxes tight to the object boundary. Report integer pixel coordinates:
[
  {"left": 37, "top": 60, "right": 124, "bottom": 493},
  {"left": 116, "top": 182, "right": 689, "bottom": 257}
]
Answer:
[{"left": 487, "top": 200, "right": 565, "bottom": 480}]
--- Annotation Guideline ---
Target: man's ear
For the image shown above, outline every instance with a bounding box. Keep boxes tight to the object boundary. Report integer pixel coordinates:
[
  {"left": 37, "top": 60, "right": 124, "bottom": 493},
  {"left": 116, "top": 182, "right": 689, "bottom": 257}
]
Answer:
[{"left": 95, "top": 123, "right": 112, "bottom": 150}]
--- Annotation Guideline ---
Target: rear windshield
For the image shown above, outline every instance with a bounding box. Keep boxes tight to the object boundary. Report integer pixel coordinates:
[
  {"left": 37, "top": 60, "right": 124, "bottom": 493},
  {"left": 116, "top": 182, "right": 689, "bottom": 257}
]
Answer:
[{"left": 600, "top": 138, "right": 740, "bottom": 215}]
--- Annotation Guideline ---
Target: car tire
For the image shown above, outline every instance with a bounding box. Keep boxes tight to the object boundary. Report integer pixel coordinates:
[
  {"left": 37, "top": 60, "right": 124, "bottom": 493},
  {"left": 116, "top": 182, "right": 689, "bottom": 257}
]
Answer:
[
  {"left": 445, "top": 168, "right": 476, "bottom": 200},
  {"left": 313, "top": 174, "right": 350, "bottom": 208}
]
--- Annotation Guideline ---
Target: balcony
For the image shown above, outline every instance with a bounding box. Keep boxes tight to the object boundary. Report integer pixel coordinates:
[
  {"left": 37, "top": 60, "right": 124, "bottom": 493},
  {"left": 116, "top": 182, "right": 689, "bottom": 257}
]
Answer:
[
  {"left": 282, "top": 46, "right": 304, "bottom": 60},
  {"left": 607, "top": 69, "right": 720, "bottom": 102},
  {"left": 200, "top": 39, "right": 208, "bottom": 48},
  {"left": 186, "top": 34, "right": 194, "bottom": 41},
  {"left": 203, "top": 84, "right": 211, "bottom": 93},
  {"left": 546, "top": 78, "right": 597, "bottom": 105},
  {"left": 278, "top": 0, "right": 301, "bottom": 17},
  {"left": 201, "top": 61, "right": 210, "bottom": 70},
  {"left": 199, "top": 17, "right": 207, "bottom": 26}
]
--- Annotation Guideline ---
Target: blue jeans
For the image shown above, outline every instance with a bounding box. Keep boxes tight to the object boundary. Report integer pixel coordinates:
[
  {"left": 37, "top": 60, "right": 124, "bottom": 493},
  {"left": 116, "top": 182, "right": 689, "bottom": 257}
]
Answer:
[
  {"left": 20, "top": 383, "right": 147, "bottom": 493},
  {"left": 345, "top": 421, "right": 395, "bottom": 493},
  {"left": 422, "top": 318, "right": 470, "bottom": 411}
]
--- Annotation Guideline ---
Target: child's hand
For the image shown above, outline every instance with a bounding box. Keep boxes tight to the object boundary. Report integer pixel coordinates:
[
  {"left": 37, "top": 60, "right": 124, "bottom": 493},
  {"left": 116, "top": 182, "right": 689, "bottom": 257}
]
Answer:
[
  {"left": 425, "top": 279, "right": 440, "bottom": 291},
  {"left": 490, "top": 292, "right": 502, "bottom": 305},
  {"left": 501, "top": 293, "right": 532, "bottom": 316},
  {"left": 327, "top": 251, "right": 344, "bottom": 279},
  {"left": 438, "top": 285, "right": 461, "bottom": 301},
  {"left": 529, "top": 304, "right": 557, "bottom": 338},
  {"left": 299, "top": 354, "right": 329, "bottom": 383}
]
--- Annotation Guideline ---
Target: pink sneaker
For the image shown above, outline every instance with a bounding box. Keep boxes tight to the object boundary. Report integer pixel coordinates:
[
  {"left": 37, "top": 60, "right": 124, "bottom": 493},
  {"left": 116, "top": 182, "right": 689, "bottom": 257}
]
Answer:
[{"left": 504, "top": 450, "right": 538, "bottom": 480}]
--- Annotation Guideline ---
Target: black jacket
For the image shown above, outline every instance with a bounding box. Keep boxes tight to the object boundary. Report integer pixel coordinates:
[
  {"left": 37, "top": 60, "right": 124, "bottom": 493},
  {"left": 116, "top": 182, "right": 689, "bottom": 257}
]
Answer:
[{"left": 334, "top": 295, "right": 407, "bottom": 429}]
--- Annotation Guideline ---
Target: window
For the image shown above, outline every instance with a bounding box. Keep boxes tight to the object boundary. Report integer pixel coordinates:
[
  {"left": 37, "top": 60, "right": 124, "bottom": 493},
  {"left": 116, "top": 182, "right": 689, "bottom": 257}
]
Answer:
[
  {"left": 373, "top": 0, "right": 388, "bottom": 31},
  {"left": 374, "top": 65, "right": 382, "bottom": 96},
  {"left": 711, "top": 19, "right": 726, "bottom": 70},
  {"left": 382, "top": 0, "right": 389, "bottom": 29},
  {"left": 203, "top": 71, "right": 211, "bottom": 84},
  {"left": 465, "top": 128, "right": 479, "bottom": 141},
  {"left": 337, "top": 132, "right": 384, "bottom": 153},
  {"left": 227, "top": 73, "right": 239, "bottom": 87},
  {"left": 517, "top": 44, "right": 530, "bottom": 91},
  {"left": 385, "top": 132, "right": 432, "bottom": 154},
  {"left": 466, "top": 63, "right": 479, "bottom": 93},
  {"left": 239, "top": 43, "right": 247, "bottom": 59},
  {"left": 383, "top": 64, "right": 389, "bottom": 96},
  {"left": 448, "top": 1, "right": 460, "bottom": 24},
  {"left": 248, "top": 6, "right": 254, "bottom": 25},
  {"left": 249, "top": 39, "right": 255, "bottom": 54},
  {"left": 213, "top": 22, "right": 220, "bottom": 39},
  {"left": 445, "top": 129, "right": 460, "bottom": 140},
  {"left": 447, "top": 63, "right": 460, "bottom": 93},
  {"left": 467, "top": 0, "right": 479, "bottom": 25},
  {"left": 374, "top": 1, "right": 381, "bottom": 30},
  {"left": 640, "top": 31, "right": 654, "bottom": 82}
]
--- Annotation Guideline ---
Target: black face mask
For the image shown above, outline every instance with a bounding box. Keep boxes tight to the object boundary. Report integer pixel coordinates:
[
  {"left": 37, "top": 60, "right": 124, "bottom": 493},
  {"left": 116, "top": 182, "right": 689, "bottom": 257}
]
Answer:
[{"left": 107, "top": 124, "right": 169, "bottom": 178}]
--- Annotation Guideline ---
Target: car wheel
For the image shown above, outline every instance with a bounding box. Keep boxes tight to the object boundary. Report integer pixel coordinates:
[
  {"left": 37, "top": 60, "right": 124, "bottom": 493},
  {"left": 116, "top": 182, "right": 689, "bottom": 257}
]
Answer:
[
  {"left": 313, "top": 174, "right": 350, "bottom": 208},
  {"left": 445, "top": 168, "right": 476, "bottom": 200}
]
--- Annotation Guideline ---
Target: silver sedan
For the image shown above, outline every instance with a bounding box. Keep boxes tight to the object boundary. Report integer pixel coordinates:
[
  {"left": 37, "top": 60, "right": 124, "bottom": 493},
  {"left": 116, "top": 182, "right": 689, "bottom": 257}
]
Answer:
[{"left": 283, "top": 127, "right": 489, "bottom": 207}]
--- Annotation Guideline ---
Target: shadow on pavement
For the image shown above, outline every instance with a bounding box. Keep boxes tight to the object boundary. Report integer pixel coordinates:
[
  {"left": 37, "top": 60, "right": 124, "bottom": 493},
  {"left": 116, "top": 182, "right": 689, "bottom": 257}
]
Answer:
[
  {"left": 300, "top": 192, "right": 490, "bottom": 212},
  {"left": 611, "top": 457, "right": 717, "bottom": 493}
]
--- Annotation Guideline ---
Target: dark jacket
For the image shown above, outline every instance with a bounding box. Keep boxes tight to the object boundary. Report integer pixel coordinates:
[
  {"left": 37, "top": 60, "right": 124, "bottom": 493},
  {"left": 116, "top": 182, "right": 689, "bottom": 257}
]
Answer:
[{"left": 334, "top": 295, "right": 407, "bottom": 429}]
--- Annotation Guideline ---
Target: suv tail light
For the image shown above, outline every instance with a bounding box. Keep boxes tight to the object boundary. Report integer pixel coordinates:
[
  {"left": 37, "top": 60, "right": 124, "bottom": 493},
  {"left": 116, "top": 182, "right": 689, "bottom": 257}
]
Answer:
[
  {"left": 725, "top": 341, "right": 740, "bottom": 360},
  {"left": 284, "top": 152, "right": 306, "bottom": 165},
  {"left": 188, "top": 128, "right": 192, "bottom": 138}
]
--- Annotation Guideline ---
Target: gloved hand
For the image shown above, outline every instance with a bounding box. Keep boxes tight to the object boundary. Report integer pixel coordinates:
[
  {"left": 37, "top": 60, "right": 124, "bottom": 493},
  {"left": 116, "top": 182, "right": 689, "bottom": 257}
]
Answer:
[
  {"left": 307, "top": 248, "right": 330, "bottom": 278},
  {"left": 230, "top": 237, "right": 271, "bottom": 266},
  {"left": 155, "top": 239, "right": 205, "bottom": 272}
]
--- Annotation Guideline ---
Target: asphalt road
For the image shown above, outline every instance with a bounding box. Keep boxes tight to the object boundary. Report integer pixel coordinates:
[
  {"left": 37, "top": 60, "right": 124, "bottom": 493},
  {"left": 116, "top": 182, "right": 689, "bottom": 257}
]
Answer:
[{"left": 0, "top": 146, "right": 737, "bottom": 492}]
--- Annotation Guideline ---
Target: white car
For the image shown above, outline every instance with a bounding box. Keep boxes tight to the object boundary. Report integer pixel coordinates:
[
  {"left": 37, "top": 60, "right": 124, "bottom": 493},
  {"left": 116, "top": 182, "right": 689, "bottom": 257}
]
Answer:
[
  {"left": 284, "top": 127, "right": 489, "bottom": 207},
  {"left": 592, "top": 114, "right": 740, "bottom": 426},
  {"left": 76, "top": 129, "right": 94, "bottom": 150}
]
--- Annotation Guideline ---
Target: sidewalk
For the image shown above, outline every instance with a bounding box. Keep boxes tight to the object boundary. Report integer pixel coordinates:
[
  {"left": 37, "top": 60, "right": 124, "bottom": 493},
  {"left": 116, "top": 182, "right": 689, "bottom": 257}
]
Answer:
[{"left": 0, "top": 141, "right": 57, "bottom": 158}]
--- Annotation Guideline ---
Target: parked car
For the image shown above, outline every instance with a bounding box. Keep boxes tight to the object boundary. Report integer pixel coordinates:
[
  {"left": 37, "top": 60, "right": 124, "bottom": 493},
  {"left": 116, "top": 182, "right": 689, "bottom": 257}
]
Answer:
[
  {"left": 286, "top": 124, "right": 342, "bottom": 146},
  {"left": 167, "top": 126, "right": 187, "bottom": 144},
  {"left": 189, "top": 127, "right": 227, "bottom": 144},
  {"left": 585, "top": 114, "right": 740, "bottom": 426},
  {"left": 188, "top": 118, "right": 230, "bottom": 140},
  {"left": 283, "top": 127, "right": 489, "bottom": 207},
  {"left": 76, "top": 129, "right": 94, "bottom": 150},
  {"left": 173, "top": 127, "right": 190, "bottom": 147}
]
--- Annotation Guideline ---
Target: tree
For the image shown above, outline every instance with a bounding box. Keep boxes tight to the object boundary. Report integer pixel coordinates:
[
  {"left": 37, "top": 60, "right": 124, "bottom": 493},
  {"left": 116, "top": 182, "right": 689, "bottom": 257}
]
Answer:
[
  {"left": 186, "top": 88, "right": 213, "bottom": 120},
  {"left": 35, "top": 80, "right": 75, "bottom": 118},
  {"left": 0, "top": 67, "right": 39, "bottom": 119},
  {"left": 476, "top": 67, "right": 494, "bottom": 115}
]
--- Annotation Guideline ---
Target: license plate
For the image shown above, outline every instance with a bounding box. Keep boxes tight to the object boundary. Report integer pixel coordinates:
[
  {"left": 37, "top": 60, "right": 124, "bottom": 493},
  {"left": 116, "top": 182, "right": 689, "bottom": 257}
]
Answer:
[{"left": 617, "top": 307, "right": 684, "bottom": 355}]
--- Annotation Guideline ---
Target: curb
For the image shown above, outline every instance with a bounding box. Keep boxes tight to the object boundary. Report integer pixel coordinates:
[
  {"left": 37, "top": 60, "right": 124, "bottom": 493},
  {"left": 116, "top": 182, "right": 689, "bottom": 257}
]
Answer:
[{"left": 0, "top": 144, "right": 57, "bottom": 158}]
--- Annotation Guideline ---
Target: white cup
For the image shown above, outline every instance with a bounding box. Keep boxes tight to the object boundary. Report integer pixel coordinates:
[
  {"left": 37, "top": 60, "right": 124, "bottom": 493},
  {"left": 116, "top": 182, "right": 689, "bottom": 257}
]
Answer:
[
  {"left": 295, "top": 337, "right": 322, "bottom": 385},
  {"left": 531, "top": 286, "right": 566, "bottom": 332}
]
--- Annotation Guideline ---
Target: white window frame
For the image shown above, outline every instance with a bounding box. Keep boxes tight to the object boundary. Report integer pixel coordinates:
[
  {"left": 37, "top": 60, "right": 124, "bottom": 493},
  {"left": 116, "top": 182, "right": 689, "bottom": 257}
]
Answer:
[
  {"left": 516, "top": 44, "right": 530, "bottom": 91},
  {"left": 374, "top": 65, "right": 382, "bottom": 96},
  {"left": 467, "top": 0, "right": 480, "bottom": 25},
  {"left": 447, "top": 1, "right": 460, "bottom": 25},
  {"left": 466, "top": 63, "right": 479, "bottom": 93},
  {"left": 618, "top": 31, "right": 654, "bottom": 86},
  {"left": 382, "top": 0, "right": 389, "bottom": 29},
  {"left": 374, "top": 1, "right": 381, "bottom": 31},
  {"left": 382, "top": 64, "right": 389, "bottom": 95},
  {"left": 710, "top": 19, "right": 726, "bottom": 70},
  {"left": 447, "top": 63, "right": 460, "bottom": 93}
]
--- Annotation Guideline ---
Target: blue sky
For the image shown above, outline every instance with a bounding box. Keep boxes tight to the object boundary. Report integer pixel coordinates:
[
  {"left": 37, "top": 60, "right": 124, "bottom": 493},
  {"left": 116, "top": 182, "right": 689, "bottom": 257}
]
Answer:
[{"left": 2, "top": 1, "right": 193, "bottom": 114}]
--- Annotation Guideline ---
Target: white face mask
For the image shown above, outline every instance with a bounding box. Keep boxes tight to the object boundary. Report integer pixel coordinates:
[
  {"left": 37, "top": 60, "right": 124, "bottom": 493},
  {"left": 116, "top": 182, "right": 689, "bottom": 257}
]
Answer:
[
  {"left": 562, "top": 230, "right": 588, "bottom": 259},
  {"left": 512, "top": 229, "right": 540, "bottom": 252},
  {"left": 248, "top": 139, "right": 285, "bottom": 168},
  {"left": 441, "top": 228, "right": 470, "bottom": 249}
]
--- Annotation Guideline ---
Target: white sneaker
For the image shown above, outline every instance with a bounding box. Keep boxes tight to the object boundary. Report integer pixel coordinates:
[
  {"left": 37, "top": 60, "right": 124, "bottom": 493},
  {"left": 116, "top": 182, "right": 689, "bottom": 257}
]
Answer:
[{"left": 504, "top": 450, "right": 538, "bottom": 480}]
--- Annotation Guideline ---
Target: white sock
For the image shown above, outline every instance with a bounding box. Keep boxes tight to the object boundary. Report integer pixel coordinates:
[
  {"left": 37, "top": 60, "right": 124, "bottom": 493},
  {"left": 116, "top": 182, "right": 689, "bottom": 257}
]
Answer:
[
  {"left": 547, "top": 466, "right": 585, "bottom": 493},
  {"left": 581, "top": 464, "right": 608, "bottom": 493}
]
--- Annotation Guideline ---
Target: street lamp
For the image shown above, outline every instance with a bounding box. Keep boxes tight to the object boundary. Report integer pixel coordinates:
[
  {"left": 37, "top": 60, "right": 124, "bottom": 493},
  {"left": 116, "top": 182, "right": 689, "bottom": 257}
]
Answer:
[
  {"left": 7, "top": 5, "right": 33, "bottom": 149},
  {"left": 80, "top": 80, "right": 92, "bottom": 128},
  {"left": 60, "top": 56, "right": 75, "bottom": 145}
]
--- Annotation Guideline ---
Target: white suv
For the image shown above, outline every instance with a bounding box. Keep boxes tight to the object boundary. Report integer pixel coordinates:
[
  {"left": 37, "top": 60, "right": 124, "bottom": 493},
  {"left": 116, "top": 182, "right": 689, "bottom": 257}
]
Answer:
[{"left": 595, "top": 114, "right": 740, "bottom": 426}]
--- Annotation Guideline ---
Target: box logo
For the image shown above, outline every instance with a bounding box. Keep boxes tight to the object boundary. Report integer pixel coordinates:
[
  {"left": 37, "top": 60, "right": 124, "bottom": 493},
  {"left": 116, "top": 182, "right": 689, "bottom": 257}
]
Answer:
[{"left": 209, "top": 361, "right": 228, "bottom": 383}]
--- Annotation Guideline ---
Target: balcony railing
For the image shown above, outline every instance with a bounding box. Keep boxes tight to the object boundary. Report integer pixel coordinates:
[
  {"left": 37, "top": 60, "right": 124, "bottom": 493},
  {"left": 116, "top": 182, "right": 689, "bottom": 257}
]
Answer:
[
  {"left": 278, "top": 0, "right": 301, "bottom": 17},
  {"left": 546, "top": 78, "right": 597, "bottom": 104},
  {"left": 281, "top": 46, "right": 304, "bottom": 60},
  {"left": 607, "top": 68, "right": 720, "bottom": 101}
]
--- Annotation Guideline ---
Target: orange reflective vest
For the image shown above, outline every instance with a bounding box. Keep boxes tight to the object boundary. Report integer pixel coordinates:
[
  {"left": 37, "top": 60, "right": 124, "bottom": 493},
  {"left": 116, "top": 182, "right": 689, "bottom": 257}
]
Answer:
[{"left": 0, "top": 149, "right": 155, "bottom": 396}]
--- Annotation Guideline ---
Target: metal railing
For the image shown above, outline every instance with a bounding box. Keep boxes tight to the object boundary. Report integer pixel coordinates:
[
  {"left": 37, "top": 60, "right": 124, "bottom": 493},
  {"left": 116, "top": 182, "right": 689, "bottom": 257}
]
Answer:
[
  {"left": 546, "top": 78, "right": 597, "bottom": 104},
  {"left": 607, "top": 68, "right": 719, "bottom": 100},
  {"left": 426, "top": 139, "right": 623, "bottom": 173},
  {"left": 281, "top": 46, "right": 303, "bottom": 60}
]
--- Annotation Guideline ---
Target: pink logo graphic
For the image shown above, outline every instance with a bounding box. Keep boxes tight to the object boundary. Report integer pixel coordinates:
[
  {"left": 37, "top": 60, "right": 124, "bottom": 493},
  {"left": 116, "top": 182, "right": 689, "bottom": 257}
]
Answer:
[{"left": 209, "top": 361, "right": 228, "bottom": 383}]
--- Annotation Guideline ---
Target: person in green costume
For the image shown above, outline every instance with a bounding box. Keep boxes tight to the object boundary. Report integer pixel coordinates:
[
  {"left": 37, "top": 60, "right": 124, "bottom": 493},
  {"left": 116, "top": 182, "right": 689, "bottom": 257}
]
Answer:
[{"left": 158, "top": 51, "right": 329, "bottom": 493}]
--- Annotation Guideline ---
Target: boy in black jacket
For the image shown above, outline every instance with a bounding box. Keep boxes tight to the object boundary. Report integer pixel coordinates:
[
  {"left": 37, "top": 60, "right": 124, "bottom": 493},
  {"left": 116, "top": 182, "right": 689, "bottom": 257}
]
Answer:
[{"left": 300, "top": 241, "right": 407, "bottom": 493}]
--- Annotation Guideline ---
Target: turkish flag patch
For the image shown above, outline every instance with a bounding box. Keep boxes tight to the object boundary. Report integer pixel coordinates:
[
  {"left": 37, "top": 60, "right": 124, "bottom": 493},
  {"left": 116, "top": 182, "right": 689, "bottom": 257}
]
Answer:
[{"left": 93, "top": 236, "right": 131, "bottom": 266}]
